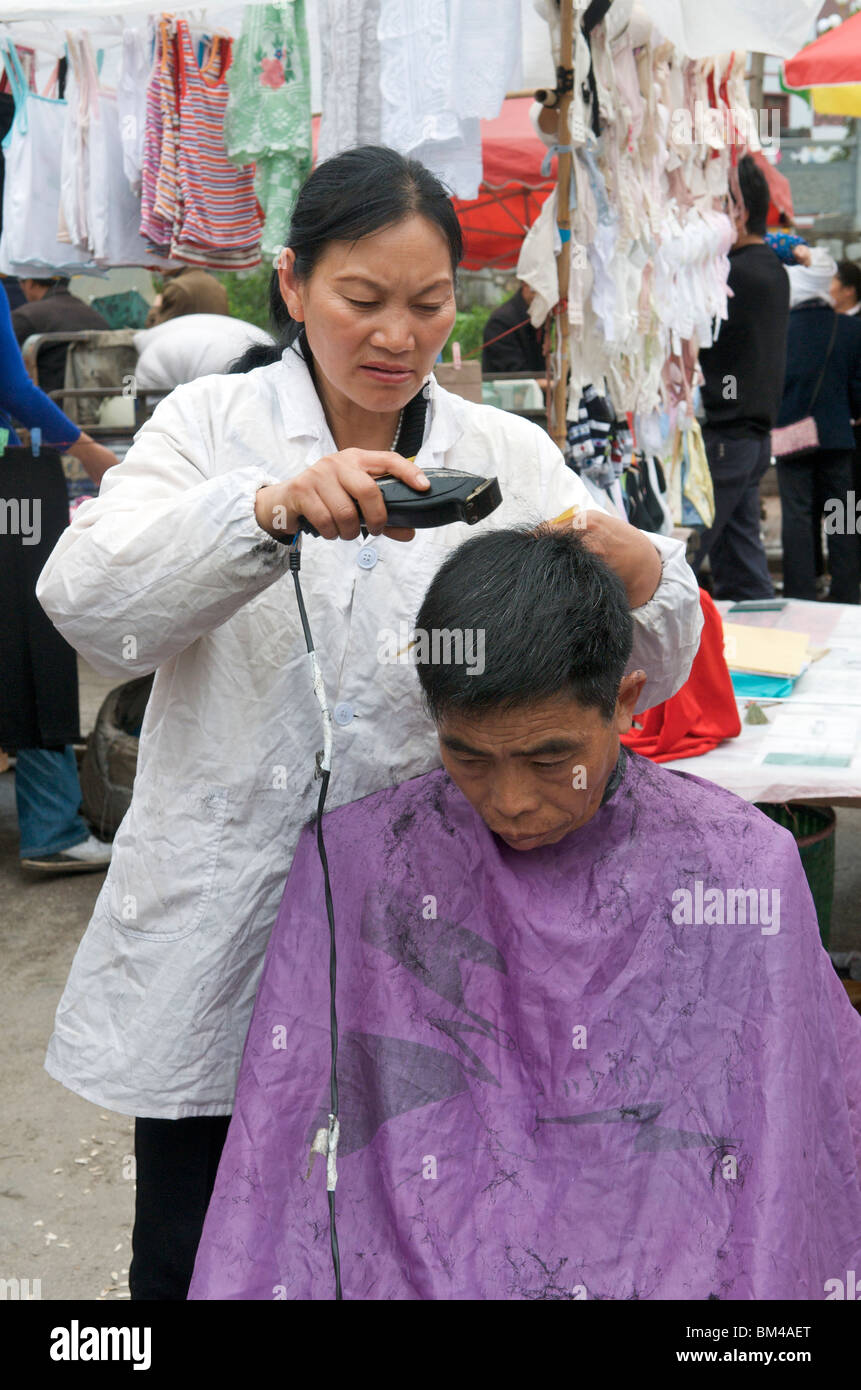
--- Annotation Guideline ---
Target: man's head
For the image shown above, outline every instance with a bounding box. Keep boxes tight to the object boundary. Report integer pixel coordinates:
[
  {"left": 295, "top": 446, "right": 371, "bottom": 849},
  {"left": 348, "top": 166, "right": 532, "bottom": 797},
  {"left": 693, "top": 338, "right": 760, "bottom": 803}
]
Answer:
[
  {"left": 733, "top": 154, "right": 770, "bottom": 241},
  {"left": 415, "top": 525, "right": 645, "bottom": 851},
  {"left": 20, "top": 276, "right": 68, "bottom": 302},
  {"left": 831, "top": 260, "right": 861, "bottom": 313}
]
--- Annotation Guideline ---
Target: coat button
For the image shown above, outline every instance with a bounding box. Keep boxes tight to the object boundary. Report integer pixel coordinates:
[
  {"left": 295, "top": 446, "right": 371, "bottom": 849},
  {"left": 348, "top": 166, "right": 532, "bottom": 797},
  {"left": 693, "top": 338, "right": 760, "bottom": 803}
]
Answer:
[
  {"left": 357, "top": 546, "right": 378, "bottom": 569},
  {"left": 333, "top": 702, "right": 354, "bottom": 726}
]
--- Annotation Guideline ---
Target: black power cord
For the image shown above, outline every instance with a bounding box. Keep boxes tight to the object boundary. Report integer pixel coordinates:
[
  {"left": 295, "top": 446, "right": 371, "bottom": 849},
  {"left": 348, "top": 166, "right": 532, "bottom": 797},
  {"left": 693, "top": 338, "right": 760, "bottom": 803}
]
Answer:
[
  {"left": 289, "top": 542, "right": 342, "bottom": 1300},
  {"left": 315, "top": 767, "right": 342, "bottom": 1299},
  {"left": 285, "top": 397, "right": 428, "bottom": 1300}
]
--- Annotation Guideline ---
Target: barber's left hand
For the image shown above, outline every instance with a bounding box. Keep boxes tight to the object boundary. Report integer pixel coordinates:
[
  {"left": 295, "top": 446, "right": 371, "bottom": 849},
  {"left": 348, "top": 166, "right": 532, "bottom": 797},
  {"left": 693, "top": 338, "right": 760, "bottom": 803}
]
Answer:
[{"left": 551, "top": 508, "right": 663, "bottom": 609}]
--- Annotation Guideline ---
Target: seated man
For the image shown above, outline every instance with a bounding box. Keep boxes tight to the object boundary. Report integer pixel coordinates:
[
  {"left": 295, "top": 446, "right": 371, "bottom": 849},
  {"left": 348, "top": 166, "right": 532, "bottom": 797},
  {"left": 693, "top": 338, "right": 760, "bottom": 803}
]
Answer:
[
  {"left": 11, "top": 276, "right": 109, "bottom": 399},
  {"left": 190, "top": 527, "right": 861, "bottom": 1301}
]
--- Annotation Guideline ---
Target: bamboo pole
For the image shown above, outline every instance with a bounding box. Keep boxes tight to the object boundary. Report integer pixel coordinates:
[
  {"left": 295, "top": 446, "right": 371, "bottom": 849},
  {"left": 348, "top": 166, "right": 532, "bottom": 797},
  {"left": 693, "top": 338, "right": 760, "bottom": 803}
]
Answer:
[
  {"left": 748, "top": 52, "right": 765, "bottom": 116},
  {"left": 552, "top": 0, "right": 575, "bottom": 451}
]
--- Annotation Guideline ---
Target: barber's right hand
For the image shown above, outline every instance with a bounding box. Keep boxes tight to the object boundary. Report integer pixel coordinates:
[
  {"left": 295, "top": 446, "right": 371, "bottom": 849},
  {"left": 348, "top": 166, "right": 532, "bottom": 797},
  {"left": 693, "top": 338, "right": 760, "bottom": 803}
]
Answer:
[{"left": 254, "top": 449, "right": 430, "bottom": 543}]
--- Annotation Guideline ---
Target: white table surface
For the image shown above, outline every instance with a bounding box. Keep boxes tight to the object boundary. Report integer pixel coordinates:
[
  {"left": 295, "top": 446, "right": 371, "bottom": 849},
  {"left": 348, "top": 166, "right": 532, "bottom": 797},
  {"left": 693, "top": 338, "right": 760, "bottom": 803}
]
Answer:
[{"left": 661, "top": 599, "right": 861, "bottom": 804}]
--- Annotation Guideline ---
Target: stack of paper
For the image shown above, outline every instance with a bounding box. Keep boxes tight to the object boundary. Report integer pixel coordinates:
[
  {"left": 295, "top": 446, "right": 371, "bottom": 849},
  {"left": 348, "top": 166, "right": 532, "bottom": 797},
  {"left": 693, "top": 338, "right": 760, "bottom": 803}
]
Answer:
[{"left": 722, "top": 624, "right": 810, "bottom": 678}]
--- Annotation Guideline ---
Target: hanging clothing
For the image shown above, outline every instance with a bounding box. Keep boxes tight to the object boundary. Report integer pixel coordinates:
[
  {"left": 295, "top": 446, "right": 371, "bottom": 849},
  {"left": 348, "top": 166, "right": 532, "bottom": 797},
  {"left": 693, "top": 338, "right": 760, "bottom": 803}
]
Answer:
[
  {"left": 57, "top": 35, "right": 90, "bottom": 252},
  {"left": 224, "top": 0, "right": 312, "bottom": 258},
  {"left": 139, "top": 21, "right": 175, "bottom": 254},
  {"left": 153, "top": 18, "right": 181, "bottom": 234},
  {"left": 171, "top": 21, "right": 262, "bottom": 268},
  {"left": 60, "top": 34, "right": 157, "bottom": 268},
  {"left": 377, "top": 0, "right": 520, "bottom": 199},
  {"left": 316, "top": 0, "right": 382, "bottom": 164},
  {"left": 92, "top": 80, "right": 163, "bottom": 266},
  {"left": 189, "top": 750, "right": 861, "bottom": 1299},
  {"left": 0, "top": 42, "right": 100, "bottom": 279},
  {"left": 0, "top": 43, "right": 36, "bottom": 95},
  {"left": 116, "top": 27, "right": 151, "bottom": 197}
]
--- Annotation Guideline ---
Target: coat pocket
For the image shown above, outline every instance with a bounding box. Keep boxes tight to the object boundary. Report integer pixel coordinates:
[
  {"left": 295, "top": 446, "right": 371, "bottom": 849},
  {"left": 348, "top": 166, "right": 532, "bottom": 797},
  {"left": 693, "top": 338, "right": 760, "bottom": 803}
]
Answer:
[{"left": 107, "top": 783, "right": 229, "bottom": 942}]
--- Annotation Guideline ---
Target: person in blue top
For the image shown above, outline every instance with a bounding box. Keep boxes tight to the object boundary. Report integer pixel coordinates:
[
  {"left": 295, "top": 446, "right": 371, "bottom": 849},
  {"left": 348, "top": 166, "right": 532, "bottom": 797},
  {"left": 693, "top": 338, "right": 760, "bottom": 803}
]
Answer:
[
  {"left": 1, "top": 287, "right": 119, "bottom": 872},
  {"left": 0, "top": 284, "right": 116, "bottom": 476}
]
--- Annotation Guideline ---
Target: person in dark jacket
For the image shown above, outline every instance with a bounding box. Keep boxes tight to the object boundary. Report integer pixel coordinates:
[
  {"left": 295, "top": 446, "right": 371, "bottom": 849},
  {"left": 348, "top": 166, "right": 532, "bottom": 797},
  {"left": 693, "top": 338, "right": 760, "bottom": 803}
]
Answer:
[
  {"left": 12, "top": 276, "right": 109, "bottom": 399},
  {"left": 776, "top": 268, "right": 861, "bottom": 604},
  {"left": 693, "top": 155, "right": 790, "bottom": 600},
  {"left": 831, "top": 261, "right": 861, "bottom": 579},
  {"left": 481, "top": 281, "right": 546, "bottom": 374},
  {"left": 0, "top": 288, "right": 116, "bottom": 873}
]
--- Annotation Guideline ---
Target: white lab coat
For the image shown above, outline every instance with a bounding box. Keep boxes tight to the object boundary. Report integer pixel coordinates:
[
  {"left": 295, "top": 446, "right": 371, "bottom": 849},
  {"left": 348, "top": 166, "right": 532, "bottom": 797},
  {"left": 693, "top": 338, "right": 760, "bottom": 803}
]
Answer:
[{"left": 38, "top": 348, "right": 703, "bottom": 1117}]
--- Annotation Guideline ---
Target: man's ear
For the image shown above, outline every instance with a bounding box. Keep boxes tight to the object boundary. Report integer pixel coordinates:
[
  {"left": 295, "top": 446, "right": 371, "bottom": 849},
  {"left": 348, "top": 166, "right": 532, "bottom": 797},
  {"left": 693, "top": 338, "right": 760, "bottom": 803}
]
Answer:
[
  {"left": 614, "top": 670, "right": 647, "bottom": 734},
  {"left": 277, "top": 249, "right": 305, "bottom": 323}
]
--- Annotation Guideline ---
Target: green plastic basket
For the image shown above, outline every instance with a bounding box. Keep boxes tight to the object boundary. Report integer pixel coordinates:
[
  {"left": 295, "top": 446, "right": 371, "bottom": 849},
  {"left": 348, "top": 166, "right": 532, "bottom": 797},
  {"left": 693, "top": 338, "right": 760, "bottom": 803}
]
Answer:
[{"left": 755, "top": 802, "right": 836, "bottom": 948}]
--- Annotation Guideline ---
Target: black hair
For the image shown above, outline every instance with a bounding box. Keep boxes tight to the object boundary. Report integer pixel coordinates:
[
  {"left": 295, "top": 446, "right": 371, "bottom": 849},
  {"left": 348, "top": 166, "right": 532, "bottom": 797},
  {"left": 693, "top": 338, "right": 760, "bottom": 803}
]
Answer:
[
  {"left": 231, "top": 145, "right": 463, "bottom": 374},
  {"left": 28, "top": 275, "right": 69, "bottom": 288},
  {"left": 835, "top": 259, "right": 861, "bottom": 303},
  {"left": 415, "top": 525, "right": 634, "bottom": 724},
  {"left": 737, "top": 153, "right": 771, "bottom": 238}
]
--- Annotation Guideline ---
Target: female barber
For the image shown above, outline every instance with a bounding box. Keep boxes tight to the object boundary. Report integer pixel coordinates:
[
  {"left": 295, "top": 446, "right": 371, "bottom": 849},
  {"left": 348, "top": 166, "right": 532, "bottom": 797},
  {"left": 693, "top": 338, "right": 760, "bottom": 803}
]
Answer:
[{"left": 37, "top": 146, "right": 702, "bottom": 1300}]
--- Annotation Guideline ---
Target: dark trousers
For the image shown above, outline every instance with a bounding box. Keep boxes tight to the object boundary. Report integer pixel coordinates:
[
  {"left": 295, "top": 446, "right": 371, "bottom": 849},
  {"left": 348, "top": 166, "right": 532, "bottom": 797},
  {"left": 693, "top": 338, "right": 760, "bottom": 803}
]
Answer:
[
  {"left": 692, "top": 428, "right": 774, "bottom": 600},
  {"left": 777, "top": 449, "right": 860, "bottom": 604},
  {"left": 129, "top": 1115, "right": 231, "bottom": 1300},
  {"left": 854, "top": 425, "right": 861, "bottom": 573}
]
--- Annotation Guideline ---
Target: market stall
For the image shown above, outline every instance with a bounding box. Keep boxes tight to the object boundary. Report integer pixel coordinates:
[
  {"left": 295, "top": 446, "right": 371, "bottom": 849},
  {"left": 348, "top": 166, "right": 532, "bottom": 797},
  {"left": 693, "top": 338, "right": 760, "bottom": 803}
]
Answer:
[{"left": 0, "top": 2, "right": 830, "bottom": 531}]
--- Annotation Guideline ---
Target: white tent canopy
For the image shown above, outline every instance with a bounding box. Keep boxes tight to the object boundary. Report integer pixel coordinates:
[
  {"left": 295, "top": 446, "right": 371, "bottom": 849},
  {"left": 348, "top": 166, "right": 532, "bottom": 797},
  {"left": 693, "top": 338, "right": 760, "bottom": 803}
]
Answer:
[
  {"left": 638, "top": 0, "right": 824, "bottom": 59},
  {"left": 0, "top": 0, "right": 827, "bottom": 76}
]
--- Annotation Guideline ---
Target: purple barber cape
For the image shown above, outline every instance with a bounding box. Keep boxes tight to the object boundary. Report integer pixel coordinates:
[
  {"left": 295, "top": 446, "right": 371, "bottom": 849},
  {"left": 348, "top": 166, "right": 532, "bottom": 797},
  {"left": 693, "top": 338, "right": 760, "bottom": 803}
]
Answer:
[{"left": 189, "top": 751, "right": 861, "bottom": 1300}]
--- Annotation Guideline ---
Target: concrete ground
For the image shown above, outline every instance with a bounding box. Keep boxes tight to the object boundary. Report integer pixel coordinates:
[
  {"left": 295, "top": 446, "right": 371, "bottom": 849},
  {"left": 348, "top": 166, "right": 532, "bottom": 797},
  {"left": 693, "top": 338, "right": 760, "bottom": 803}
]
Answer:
[
  {"left": 2, "top": 587, "right": 861, "bottom": 1300},
  {"left": 0, "top": 660, "right": 134, "bottom": 1302}
]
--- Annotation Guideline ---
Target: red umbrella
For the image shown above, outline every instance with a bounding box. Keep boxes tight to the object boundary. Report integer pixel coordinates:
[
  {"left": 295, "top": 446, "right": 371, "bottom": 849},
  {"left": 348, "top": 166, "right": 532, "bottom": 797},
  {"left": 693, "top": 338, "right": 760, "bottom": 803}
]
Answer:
[
  {"left": 312, "top": 98, "right": 554, "bottom": 271},
  {"left": 455, "top": 98, "right": 556, "bottom": 270},
  {"left": 784, "top": 12, "right": 861, "bottom": 88}
]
